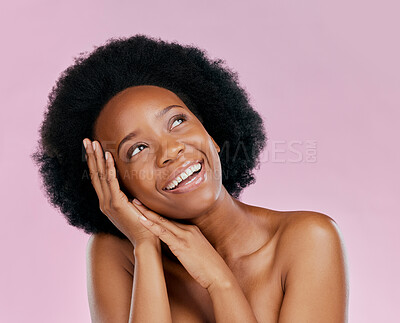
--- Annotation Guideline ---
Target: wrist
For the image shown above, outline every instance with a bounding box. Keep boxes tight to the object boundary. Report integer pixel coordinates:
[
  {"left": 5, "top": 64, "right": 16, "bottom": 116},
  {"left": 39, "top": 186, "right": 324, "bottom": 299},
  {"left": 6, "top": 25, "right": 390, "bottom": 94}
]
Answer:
[
  {"left": 134, "top": 239, "right": 161, "bottom": 257},
  {"left": 206, "top": 269, "right": 236, "bottom": 295},
  {"left": 207, "top": 278, "right": 233, "bottom": 295}
]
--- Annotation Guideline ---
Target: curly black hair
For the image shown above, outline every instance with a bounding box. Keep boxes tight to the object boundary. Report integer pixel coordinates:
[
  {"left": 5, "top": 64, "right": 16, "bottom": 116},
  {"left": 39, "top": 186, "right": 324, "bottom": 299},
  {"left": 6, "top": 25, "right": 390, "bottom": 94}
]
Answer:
[{"left": 31, "top": 34, "right": 268, "bottom": 240}]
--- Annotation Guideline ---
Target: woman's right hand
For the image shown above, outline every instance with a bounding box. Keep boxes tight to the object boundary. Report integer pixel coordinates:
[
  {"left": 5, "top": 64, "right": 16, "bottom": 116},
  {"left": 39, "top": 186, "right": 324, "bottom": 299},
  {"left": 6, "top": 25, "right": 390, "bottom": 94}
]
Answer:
[{"left": 83, "top": 138, "right": 159, "bottom": 247}]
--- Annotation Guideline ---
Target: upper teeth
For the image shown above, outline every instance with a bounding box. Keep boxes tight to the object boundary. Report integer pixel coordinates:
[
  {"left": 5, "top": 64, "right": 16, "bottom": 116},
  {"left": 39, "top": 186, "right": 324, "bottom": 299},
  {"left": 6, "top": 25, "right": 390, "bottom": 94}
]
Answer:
[{"left": 165, "top": 163, "right": 202, "bottom": 190}]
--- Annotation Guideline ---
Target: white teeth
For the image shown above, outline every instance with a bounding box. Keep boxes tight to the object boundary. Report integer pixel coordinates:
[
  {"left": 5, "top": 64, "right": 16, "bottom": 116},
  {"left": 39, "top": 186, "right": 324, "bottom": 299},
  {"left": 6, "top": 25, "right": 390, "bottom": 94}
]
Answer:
[
  {"left": 165, "top": 162, "right": 202, "bottom": 190},
  {"left": 185, "top": 168, "right": 194, "bottom": 177}
]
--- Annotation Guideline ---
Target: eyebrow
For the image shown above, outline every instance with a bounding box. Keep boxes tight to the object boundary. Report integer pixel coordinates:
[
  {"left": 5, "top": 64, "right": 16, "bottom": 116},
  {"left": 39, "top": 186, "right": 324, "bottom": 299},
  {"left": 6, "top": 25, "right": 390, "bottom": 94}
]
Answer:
[{"left": 117, "top": 104, "right": 185, "bottom": 156}]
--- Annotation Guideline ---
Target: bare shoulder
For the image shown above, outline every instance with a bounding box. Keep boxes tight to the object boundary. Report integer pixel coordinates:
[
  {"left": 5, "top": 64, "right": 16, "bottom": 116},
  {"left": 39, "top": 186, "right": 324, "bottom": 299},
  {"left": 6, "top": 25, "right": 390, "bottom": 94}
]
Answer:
[
  {"left": 86, "top": 233, "right": 136, "bottom": 322},
  {"left": 87, "top": 233, "right": 135, "bottom": 273},
  {"left": 278, "top": 210, "right": 341, "bottom": 236},
  {"left": 276, "top": 210, "right": 345, "bottom": 262},
  {"left": 278, "top": 210, "right": 344, "bottom": 248},
  {"left": 271, "top": 211, "right": 349, "bottom": 321},
  {"left": 275, "top": 210, "right": 348, "bottom": 291}
]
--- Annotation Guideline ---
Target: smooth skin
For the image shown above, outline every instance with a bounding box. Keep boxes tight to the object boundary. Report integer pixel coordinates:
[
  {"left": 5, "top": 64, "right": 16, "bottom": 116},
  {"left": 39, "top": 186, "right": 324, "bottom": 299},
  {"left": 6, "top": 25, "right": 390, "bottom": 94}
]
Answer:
[{"left": 85, "top": 85, "right": 349, "bottom": 322}]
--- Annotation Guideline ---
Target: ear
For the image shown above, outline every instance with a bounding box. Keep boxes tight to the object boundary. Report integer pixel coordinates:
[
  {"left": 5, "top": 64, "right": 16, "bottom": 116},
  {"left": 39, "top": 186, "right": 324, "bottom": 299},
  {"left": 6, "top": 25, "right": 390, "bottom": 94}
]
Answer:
[{"left": 210, "top": 136, "right": 220, "bottom": 153}]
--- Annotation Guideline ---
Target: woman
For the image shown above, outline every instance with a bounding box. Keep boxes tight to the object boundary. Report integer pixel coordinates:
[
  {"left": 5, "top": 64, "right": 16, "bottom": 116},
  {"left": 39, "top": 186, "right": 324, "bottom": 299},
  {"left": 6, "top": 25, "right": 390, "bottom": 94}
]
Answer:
[{"left": 32, "top": 35, "right": 349, "bottom": 322}]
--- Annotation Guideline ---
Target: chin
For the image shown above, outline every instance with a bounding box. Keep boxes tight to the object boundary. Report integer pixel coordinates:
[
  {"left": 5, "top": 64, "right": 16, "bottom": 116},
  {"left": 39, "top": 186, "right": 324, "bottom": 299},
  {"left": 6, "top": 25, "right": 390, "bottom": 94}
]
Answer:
[{"left": 163, "top": 189, "right": 221, "bottom": 220}]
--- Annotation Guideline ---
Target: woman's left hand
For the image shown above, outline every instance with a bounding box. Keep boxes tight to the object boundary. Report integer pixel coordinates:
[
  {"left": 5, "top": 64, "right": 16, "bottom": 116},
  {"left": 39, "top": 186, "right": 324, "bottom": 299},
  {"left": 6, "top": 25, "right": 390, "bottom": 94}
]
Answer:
[{"left": 131, "top": 199, "right": 231, "bottom": 290}]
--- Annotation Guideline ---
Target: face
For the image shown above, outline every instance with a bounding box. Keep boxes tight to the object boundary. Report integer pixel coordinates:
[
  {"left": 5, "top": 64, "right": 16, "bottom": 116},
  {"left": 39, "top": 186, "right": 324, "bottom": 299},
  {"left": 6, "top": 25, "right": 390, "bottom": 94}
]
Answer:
[{"left": 93, "top": 85, "right": 222, "bottom": 220}]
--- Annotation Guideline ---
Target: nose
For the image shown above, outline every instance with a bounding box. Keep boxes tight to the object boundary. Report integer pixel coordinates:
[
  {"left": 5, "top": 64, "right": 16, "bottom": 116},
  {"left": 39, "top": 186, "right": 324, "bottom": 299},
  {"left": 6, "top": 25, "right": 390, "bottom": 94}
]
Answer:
[{"left": 157, "top": 138, "right": 185, "bottom": 167}]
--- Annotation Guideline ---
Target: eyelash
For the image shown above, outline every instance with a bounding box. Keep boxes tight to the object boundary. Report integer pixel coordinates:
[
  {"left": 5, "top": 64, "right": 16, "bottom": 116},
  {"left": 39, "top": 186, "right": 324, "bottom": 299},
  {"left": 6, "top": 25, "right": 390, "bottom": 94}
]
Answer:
[{"left": 127, "top": 113, "right": 188, "bottom": 159}]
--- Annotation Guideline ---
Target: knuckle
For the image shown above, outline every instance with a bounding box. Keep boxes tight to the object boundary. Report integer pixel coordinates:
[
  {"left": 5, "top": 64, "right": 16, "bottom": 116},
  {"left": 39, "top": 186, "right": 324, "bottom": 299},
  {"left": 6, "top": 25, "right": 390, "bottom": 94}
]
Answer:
[
  {"left": 180, "top": 238, "right": 190, "bottom": 249},
  {"left": 109, "top": 200, "right": 121, "bottom": 212},
  {"left": 182, "top": 230, "right": 193, "bottom": 241},
  {"left": 159, "top": 215, "right": 167, "bottom": 222}
]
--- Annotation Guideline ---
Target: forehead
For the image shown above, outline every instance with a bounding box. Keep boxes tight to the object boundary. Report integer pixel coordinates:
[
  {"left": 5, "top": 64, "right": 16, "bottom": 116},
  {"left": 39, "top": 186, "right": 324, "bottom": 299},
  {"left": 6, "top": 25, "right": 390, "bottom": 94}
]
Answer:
[{"left": 93, "top": 85, "right": 188, "bottom": 143}]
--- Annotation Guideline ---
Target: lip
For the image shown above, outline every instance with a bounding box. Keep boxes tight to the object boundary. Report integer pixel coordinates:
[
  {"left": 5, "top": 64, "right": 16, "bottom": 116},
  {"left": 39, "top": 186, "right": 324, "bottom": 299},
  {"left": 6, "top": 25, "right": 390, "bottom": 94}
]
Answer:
[
  {"left": 162, "top": 160, "right": 206, "bottom": 194},
  {"left": 161, "top": 159, "right": 203, "bottom": 190}
]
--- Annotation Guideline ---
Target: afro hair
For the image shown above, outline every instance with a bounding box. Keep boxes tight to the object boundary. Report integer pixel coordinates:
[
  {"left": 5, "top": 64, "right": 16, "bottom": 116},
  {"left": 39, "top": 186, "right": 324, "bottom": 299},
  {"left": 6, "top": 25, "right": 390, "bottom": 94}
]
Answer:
[{"left": 31, "top": 34, "right": 268, "bottom": 240}]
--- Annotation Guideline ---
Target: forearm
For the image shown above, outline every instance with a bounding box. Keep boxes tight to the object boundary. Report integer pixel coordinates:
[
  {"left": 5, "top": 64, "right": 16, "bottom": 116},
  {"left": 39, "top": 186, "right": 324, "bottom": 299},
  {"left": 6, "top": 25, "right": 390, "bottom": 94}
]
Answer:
[
  {"left": 129, "top": 240, "right": 172, "bottom": 323},
  {"left": 207, "top": 270, "right": 258, "bottom": 323}
]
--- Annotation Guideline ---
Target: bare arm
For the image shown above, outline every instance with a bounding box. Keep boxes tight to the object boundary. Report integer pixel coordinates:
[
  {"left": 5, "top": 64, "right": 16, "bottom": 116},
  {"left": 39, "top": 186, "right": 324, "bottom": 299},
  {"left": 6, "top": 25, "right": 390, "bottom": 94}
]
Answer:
[
  {"left": 86, "top": 233, "right": 172, "bottom": 323},
  {"left": 130, "top": 240, "right": 172, "bottom": 323},
  {"left": 134, "top": 205, "right": 259, "bottom": 322},
  {"left": 207, "top": 271, "right": 258, "bottom": 323},
  {"left": 84, "top": 139, "right": 172, "bottom": 322},
  {"left": 278, "top": 212, "right": 349, "bottom": 322}
]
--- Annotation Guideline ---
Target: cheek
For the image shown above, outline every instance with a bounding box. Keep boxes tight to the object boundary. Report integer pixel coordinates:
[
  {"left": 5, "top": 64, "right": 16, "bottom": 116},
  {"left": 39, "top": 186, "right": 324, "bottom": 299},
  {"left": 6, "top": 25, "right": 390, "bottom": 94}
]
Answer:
[
  {"left": 117, "top": 166, "right": 155, "bottom": 195},
  {"left": 205, "top": 139, "right": 222, "bottom": 176}
]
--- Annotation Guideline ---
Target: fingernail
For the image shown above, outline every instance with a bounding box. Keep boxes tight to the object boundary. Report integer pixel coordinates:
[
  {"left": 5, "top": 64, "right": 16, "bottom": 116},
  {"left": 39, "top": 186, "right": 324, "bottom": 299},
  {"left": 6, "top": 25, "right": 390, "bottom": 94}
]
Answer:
[
  {"left": 92, "top": 142, "right": 96, "bottom": 151},
  {"left": 105, "top": 152, "right": 109, "bottom": 160},
  {"left": 133, "top": 198, "right": 142, "bottom": 205},
  {"left": 83, "top": 140, "right": 87, "bottom": 149},
  {"left": 139, "top": 214, "right": 148, "bottom": 221}
]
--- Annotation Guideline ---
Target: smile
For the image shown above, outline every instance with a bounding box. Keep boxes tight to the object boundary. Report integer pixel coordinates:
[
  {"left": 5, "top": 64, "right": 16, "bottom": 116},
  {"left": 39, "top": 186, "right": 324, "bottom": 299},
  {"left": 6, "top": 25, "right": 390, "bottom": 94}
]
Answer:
[{"left": 162, "top": 161, "right": 206, "bottom": 194}]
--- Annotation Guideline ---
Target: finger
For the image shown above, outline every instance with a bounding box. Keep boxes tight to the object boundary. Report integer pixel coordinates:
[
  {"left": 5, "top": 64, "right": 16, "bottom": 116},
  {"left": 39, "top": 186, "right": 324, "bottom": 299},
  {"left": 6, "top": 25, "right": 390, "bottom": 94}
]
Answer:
[
  {"left": 138, "top": 215, "right": 178, "bottom": 247},
  {"left": 102, "top": 157, "right": 149, "bottom": 225},
  {"left": 133, "top": 200, "right": 190, "bottom": 236},
  {"left": 83, "top": 139, "right": 104, "bottom": 201},
  {"left": 105, "top": 151, "right": 125, "bottom": 202},
  {"left": 92, "top": 141, "right": 112, "bottom": 204}
]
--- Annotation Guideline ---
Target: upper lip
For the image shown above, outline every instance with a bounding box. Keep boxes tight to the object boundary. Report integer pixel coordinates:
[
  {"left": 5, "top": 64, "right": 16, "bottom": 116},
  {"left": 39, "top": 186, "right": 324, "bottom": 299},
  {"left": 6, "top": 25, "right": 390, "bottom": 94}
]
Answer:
[{"left": 161, "top": 159, "right": 203, "bottom": 190}]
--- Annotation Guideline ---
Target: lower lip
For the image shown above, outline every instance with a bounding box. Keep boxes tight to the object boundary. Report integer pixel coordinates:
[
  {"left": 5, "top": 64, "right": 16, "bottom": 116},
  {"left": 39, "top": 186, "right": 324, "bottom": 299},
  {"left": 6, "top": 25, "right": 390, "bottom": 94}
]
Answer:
[{"left": 163, "top": 161, "right": 207, "bottom": 194}]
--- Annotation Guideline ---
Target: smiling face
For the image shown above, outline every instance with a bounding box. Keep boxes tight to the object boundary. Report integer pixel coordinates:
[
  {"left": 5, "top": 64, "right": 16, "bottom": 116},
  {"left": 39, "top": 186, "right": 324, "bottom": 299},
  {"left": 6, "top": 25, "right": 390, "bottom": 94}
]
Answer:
[{"left": 93, "top": 85, "right": 223, "bottom": 220}]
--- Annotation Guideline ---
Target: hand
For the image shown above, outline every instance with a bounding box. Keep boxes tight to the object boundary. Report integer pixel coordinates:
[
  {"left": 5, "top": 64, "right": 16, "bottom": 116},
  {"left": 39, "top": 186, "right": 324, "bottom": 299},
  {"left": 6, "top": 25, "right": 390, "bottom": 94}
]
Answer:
[
  {"left": 83, "top": 138, "right": 158, "bottom": 247},
  {"left": 131, "top": 201, "right": 232, "bottom": 290}
]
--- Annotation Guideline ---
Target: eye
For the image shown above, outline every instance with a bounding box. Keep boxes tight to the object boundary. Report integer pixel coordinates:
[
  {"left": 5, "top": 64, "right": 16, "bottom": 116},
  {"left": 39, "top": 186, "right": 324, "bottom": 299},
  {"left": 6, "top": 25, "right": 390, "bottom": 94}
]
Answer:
[
  {"left": 129, "top": 144, "right": 147, "bottom": 158},
  {"left": 127, "top": 113, "right": 188, "bottom": 159},
  {"left": 171, "top": 113, "right": 187, "bottom": 129}
]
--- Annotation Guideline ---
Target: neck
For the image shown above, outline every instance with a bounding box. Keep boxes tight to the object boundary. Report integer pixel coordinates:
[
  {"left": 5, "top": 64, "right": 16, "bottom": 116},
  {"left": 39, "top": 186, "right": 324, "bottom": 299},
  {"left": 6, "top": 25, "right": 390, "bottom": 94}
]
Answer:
[{"left": 188, "top": 188, "right": 269, "bottom": 263}]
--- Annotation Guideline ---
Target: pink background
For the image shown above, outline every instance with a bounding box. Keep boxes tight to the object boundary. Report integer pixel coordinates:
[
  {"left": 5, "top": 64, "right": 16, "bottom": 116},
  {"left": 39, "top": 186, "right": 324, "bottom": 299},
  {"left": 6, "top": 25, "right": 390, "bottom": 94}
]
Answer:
[{"left": 1, "top": 1, "right": 399, "bottom": 322}]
